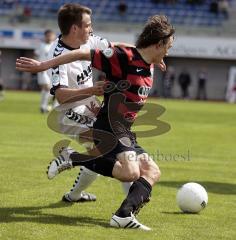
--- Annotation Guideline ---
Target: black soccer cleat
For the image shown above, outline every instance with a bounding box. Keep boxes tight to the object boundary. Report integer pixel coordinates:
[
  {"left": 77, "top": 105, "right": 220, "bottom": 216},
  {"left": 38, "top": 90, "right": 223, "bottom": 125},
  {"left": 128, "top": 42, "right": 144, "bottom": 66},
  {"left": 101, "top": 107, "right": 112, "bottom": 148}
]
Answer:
[{"left": 62, "top": 192, "right": 97, "bottom": 203}]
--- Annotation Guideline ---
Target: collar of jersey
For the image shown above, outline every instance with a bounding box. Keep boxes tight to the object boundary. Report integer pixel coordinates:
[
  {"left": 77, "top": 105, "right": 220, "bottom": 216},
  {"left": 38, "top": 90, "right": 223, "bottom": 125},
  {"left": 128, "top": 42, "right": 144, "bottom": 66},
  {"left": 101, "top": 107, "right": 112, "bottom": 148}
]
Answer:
[
  {"left": 133, "top": 48, "right": 151, "bottom": 66},
  {"left": 58, "top": 34, "right": 80, "bottom": 51}
]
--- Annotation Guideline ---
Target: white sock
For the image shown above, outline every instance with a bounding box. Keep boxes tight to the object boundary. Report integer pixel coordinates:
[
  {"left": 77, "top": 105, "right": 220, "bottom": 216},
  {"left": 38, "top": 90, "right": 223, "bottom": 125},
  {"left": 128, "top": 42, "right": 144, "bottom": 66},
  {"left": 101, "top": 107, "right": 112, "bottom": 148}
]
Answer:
[
  {"left": 52, "top": 98, "right": 59, "bottom": 109},
  {"left": 41, "top": 90, "right": 51, "bottom": 111},
  {"left": 68, "top": 166, "right": 98, "bottom": 201},
  {"left": 122, "top": 182, "right": 133, "bottom": 196}
]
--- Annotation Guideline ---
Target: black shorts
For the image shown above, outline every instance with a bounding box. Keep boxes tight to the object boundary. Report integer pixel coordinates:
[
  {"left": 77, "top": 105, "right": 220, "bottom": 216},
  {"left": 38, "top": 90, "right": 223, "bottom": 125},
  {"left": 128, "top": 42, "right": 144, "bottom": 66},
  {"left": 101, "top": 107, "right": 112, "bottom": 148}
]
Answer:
[
  {"left": 87, "top": 137, "right": 147, "bottom": 178},
  {"left": 103, "top": 138, "right": 147, "bottom": 160},
  {"left": 93, "top": 117, "right": 146, "bottom": 160},
  {"left": 90, "top": 113, "right": 147, "bottom": 177}
]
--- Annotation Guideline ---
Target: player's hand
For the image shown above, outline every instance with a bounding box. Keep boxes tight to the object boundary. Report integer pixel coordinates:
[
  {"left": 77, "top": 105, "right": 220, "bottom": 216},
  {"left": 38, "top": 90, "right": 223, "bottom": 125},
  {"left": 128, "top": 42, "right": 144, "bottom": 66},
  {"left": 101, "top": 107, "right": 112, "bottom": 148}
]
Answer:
[
  {"left": 16, "top": 57, "right": 45, "bottom": 73},
  {"left": 157, "top": 59, "right": 166, "bottom": 72},
  {"left": 91, "top": 81, "right": 105, "bottom": 96},
  {"left": 86, "top": 101, "right": 101, "bottom": 116}
]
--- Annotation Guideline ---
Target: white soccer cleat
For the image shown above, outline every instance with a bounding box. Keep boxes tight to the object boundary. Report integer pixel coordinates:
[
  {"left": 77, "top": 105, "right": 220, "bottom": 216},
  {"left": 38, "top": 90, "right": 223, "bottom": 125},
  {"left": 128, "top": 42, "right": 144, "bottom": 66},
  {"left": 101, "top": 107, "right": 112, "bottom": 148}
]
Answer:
[
  {"left": 47, "top": 147, "right": 74, "bottom": 179},
  {"left": 110, "top": 213, "right": 151, "bottom": 231}
]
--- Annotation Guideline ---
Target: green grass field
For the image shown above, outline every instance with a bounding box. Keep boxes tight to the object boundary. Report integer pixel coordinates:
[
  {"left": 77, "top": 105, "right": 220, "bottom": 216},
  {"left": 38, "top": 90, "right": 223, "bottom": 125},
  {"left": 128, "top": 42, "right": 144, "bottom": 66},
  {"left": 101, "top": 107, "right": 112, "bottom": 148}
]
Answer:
[{"left": 0, "top": 91, "right": 236, "bottom": 240}]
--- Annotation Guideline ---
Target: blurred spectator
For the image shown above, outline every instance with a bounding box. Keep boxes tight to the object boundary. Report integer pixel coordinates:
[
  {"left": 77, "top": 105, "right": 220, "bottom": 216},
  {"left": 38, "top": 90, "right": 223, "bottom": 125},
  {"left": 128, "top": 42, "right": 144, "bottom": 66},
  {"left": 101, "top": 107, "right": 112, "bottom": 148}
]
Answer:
[
  {"left": 0, "top": 82, "right": 4, "bottom": 100},
  {"left": 218, "top": 0, "right": 229, "bottom": 19},
  {"left": 226, "top": 69, "right": 236, "bottom": 103},
  {"left": 9, "top": 2, "right": 24, "bottom": 24},
  {"left": 209, "top": 1, "right": 219, "bottom": 15},
  {"left": 186, "top": 0, "right": 203, "bottom": 5},
  {"left": 167, "top": 0, "right": 177, "bottom": 4},
  {"left": 162, "top": 65, "right": 175, "bottom": 98},
  {"left": 3, "top": 0, "right": 14, "bottom": 7},
  {"left": 117, "top": 0, "right": 128, "bottom": 16},
  {"left": 178, "top": 70, "right": 191, "bottom": 99},
  {"left": 22, "top": 6, "right": 31, "bottom": 22},
  {"left": 231, "top": 84, "right": 236, "bottom": 103},
  {"left": 196, "top": 68, "right": 207, "bottom": 100},
  {"left": 34, "top": 29, "right": 56, "bottom": 113},
  {"left": 152, "top": 0, "right": 177, "bottom": 3},
  {"left": 19, "top": 72, "right": 31, "bottom": 90}
]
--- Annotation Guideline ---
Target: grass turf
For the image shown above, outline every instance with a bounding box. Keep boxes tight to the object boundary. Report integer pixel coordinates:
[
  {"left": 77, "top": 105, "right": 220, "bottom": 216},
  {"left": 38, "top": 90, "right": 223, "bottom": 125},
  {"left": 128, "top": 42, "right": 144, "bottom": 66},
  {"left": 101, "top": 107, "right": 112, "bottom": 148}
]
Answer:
[{"left": 0, "top": 91, "right": 235, "bottom": 240}]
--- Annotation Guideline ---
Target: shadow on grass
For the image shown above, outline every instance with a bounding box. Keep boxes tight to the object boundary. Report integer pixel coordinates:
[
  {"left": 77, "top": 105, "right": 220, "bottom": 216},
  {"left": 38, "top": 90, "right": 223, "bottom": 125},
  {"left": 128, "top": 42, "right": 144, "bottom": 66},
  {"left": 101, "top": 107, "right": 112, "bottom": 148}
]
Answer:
[
  {"left": 0, "top": 201, "right": 109, "bottom": 228},
  {"left": 158, "top": 181, "right": 236, "bottom": 195},
  {"left": 161, "top": 211, "right": 200, "bottom": 215}
]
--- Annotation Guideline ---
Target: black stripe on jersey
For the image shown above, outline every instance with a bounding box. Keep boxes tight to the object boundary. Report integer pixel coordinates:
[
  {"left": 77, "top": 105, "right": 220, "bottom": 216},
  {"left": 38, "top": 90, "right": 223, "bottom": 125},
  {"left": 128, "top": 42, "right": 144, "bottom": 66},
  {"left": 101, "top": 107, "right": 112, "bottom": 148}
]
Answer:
[
  {"left": 101, "top": 52, "right": 112, "bottom": 79},
  {"left": 116, "top": 46, "right": 129, "bottom": 79},
  {"left": 127, "top": 85, "right": 140, "bottom": 94},
  {"left": 52, "top": 42, "right": 64, "bottom": 75},
  {"left": 127, "top": 65, "right": 151, "bottom": 77}
]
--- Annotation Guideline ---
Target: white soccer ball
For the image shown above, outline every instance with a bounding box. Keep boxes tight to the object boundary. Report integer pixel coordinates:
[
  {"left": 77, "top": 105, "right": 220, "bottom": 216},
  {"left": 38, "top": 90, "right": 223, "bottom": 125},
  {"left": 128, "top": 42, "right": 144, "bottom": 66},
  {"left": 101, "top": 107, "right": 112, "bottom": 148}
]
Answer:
[{"left": 176, "top": 182, "right": 208, "bottom": 213}]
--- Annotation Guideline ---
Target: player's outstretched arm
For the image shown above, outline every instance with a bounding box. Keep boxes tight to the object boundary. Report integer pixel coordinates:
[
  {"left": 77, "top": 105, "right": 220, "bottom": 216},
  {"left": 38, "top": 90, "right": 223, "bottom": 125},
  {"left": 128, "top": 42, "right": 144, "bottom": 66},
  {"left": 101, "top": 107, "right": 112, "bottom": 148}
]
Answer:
[{"left": 16, "top": 49, "right": 91, "bottom": 73}]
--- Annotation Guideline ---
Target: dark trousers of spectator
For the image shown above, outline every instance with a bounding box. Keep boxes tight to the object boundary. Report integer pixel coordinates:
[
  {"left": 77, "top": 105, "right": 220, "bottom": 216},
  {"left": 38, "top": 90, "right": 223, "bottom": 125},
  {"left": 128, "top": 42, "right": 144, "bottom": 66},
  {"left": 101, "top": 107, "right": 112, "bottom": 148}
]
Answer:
[
  {"left": 196, "top": 86, "right": 207, "bottom": 100},
  {"left": 181, "top": 86, "right": 189, "bottom": 99}
]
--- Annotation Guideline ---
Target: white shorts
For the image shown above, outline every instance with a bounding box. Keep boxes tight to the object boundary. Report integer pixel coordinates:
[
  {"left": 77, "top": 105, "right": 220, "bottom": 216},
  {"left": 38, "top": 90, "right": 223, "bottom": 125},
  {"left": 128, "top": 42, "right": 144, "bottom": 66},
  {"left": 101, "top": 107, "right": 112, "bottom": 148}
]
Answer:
[
  {"left": 52, "top": 96, "right": 100, "bottom": 136},
  {"left": 37, "top": 71, "right": 51, "bottom": 86}
]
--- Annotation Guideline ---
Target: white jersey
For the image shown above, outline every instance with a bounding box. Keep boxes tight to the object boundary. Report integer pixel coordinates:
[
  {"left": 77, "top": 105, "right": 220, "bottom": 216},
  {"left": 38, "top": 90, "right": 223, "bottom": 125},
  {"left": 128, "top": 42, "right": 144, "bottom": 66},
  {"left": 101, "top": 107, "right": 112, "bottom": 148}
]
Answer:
[
  {"left": 48, "top": 35, "right": 110, "bottom": 134},
  {"left": 35, "top": 41, "right": 54, "bottom": 85}
]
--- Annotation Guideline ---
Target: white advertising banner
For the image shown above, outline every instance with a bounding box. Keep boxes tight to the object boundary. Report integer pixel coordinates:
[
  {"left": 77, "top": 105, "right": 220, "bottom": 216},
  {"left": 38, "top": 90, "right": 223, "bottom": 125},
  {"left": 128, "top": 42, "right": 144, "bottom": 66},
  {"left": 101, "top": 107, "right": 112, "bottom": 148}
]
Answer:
[
  {"left": 169, "top": 36, "right": 236, "bottom": 60},
  {"left": 1, "top": 28, "right": 236, "bottom": 60}
]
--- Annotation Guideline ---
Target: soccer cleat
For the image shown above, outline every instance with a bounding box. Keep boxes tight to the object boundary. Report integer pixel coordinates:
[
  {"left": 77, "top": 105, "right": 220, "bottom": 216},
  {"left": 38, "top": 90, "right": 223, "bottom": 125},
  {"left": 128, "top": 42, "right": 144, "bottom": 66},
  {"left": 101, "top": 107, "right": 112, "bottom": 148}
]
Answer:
[
  {"left": 47, "top": 147, "right": 74, "bottom": 179},
  {"left": 110, "top": 213, "right": 151, "bottom": 231},
  {"left": 62, "top": 192, "right": 97, "bottom": 202}
]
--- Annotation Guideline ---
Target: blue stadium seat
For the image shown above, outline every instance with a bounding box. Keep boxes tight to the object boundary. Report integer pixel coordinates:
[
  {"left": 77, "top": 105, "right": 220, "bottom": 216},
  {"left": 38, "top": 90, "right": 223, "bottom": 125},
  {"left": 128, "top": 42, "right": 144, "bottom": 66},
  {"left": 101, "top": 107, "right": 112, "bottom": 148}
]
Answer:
[{"left": 0, "top": 0, "right": 232, "bottom": 27}]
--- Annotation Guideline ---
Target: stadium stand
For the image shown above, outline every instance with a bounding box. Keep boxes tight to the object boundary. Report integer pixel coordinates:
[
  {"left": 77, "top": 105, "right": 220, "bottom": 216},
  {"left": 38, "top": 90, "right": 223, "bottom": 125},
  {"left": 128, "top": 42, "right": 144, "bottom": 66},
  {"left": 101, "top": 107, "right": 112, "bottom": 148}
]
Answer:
[{"left": 0, "top": 0, "right": 232, "bottom": 26}]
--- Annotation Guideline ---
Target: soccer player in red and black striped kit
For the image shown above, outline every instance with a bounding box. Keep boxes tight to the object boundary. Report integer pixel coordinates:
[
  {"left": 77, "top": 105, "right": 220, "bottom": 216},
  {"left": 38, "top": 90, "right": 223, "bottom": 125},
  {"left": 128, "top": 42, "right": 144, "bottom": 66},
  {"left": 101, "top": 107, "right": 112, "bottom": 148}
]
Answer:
[{"left": 16, "top": 15, "right": 174, "bottom": 230}]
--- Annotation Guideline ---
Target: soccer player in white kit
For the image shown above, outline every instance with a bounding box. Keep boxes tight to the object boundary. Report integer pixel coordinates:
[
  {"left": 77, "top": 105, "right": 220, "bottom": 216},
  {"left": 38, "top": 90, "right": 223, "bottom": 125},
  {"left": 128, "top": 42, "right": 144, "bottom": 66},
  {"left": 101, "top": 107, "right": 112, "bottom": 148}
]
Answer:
[
  {"left": 35, "top": 30, "right": 56, "bottom": 113},
  {"left": 47, "top": 3, "right": 133, "bottom": 202}
]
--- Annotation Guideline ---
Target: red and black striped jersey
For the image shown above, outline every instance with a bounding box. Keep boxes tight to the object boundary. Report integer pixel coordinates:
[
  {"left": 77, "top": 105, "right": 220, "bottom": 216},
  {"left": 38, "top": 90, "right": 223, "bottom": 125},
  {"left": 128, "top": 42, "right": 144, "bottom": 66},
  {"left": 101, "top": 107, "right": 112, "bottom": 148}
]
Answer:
[{"left": 91, "top": 46, "right": 153, "bottom": 129}]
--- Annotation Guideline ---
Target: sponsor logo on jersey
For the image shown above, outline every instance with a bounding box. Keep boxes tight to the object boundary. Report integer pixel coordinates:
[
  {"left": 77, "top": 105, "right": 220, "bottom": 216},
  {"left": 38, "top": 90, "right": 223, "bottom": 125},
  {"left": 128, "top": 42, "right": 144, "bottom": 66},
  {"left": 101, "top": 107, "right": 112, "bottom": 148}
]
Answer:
[
  {"left": 103, "top": 48, "right": 114, "bottom": 58},
  {"left": 138, "top": 86, "right": 151, "bottom": 97},
  {"left": 136, "top": 68, "right": 143, "bottom": 72},
  {"left": 77, "top": 65, "right": 92, "bottom": 85}
]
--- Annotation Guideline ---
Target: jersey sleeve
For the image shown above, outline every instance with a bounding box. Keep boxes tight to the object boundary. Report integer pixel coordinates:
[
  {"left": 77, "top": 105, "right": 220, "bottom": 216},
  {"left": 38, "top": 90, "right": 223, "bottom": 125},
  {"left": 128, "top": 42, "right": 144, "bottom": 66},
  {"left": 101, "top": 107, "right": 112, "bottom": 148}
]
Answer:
[
  {"left": 90, "top": 46, "right": 128, "bottom": 79},
  {"left": 89, "top": 34, "right": 111, "bottom": 51},
  {"left": 50, "top": 63, "right": 69, "bottom": 95}
]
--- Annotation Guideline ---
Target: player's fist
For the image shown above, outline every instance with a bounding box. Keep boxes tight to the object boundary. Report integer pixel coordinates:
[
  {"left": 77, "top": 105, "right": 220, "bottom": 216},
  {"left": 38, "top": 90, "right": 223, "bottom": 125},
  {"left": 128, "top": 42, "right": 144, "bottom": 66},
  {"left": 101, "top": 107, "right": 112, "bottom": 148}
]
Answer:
[
  {"left": 157, "top": 59, "right": 166, "bottom": 72},
  {"left": 91, "top": 81, "right": 105, "bottom": 96}
]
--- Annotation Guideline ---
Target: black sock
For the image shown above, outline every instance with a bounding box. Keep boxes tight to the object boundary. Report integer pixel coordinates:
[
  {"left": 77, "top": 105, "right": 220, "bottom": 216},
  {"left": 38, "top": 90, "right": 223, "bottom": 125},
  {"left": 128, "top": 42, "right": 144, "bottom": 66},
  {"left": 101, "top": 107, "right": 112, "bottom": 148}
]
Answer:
[
  {"left": 115, "top": 177, "right": 152, "bottom": 218},
  {"left": 70, "top": 152, "right": 116, "bottom": 177}
]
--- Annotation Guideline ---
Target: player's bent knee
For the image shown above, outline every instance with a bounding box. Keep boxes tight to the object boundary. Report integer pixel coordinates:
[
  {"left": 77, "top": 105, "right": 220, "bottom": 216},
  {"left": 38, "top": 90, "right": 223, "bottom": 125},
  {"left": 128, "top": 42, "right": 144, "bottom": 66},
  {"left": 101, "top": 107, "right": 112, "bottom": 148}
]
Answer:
[
  {"left": 112, "top": 161, "right": 140, "bottom": 182},
  {"left": 138, "top": 154, "right": 161, "bottom": 183},
  {"left": 117, "top": 151, "right": 136, "bottom": 162},
  {"left": 126, "top": 168, "right": 140, "bottom": 181},
  {"left": 144, "top": 161, "right": 160, "bottom": 183},
  {"left": 152, "top": 164, "right": 161, "bottom": 182},
  {"left": 119, "top": 163, "right": 140, "bottom": 181}
]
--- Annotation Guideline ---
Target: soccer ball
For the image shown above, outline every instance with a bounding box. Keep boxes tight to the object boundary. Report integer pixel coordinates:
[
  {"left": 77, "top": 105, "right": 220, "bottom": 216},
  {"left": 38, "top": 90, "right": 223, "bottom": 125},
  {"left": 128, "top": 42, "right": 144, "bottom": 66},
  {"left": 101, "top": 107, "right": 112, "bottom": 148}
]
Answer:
[{"left": 176, "top": 182, "right": 208, "bottom": 213}]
